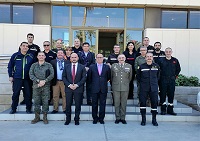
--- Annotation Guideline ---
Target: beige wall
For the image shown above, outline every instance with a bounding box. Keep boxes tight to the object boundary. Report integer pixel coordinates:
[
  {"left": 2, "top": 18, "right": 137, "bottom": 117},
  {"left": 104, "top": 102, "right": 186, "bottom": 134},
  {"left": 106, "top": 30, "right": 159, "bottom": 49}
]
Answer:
[
  {"left": 144, "top": 28, "right": 200, "bottom": 79},
  {"left": 0, "top": 24, "right": 51, "bottom": 54}
]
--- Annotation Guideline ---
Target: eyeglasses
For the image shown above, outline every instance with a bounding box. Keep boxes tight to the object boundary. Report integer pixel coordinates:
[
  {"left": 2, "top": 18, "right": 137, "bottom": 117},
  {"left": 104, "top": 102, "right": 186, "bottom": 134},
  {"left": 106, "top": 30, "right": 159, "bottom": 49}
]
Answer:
[{"left": 44, "top": 45, "right": 50, "bottom": 46}]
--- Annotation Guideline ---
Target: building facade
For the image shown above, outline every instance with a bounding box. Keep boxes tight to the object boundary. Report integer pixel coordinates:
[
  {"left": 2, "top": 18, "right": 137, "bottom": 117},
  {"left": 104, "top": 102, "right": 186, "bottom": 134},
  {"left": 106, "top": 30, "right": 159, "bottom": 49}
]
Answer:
[{"left": 0, "top": 0, "right": 200, "bottom": 78}]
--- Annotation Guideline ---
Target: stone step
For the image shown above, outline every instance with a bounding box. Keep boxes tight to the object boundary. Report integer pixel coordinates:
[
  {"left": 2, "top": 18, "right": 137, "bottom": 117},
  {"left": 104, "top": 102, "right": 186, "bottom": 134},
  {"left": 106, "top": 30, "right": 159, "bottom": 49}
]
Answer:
[
  {"left": 0, "top": 110, "right": 199, "bottom": 122},
  {"left": 11, "top": 101, "right": 192, "bottom": 114}
]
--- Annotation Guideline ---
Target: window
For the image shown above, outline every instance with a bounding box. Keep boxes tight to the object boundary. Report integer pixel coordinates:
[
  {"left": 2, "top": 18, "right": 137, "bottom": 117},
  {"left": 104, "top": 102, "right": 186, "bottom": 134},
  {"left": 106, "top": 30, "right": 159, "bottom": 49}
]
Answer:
[
  {"left": 189, "top": 11, "right": 200, "bottom": 29},
  {"left": 126, "top": 30, "right": 143, "bottom": 50},
  {"left": 52, "top": 6, "right": 69, "bottom": 26},
  {"left": 161, "top": 10, "right": 187, "bottom": 28},
  {"left": 0, "top": 4, "right": 11, "bottom": 23},
  {"left": 72, "top": 7, "right": 124, "bottom": 28},
  {"left": 52, "top": 28, "right": 69, "bottom": 48},
  {"left": 127, "top": 8, "right": 144, "bottom": 28},
  {"left": 13, "top": 5, "right": 33, "bottom": 24}
]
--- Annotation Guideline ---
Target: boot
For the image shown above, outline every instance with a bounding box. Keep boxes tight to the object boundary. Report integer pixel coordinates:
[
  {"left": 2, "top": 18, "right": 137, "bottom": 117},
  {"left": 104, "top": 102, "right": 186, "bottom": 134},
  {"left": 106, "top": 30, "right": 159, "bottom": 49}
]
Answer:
[
  {"left": 31, "top": 112, "right": 40, "bottom": 124},
  {"left": 160, "top": 104, "right": 167, "bottom": 115},
  {"left": 43, "top": 112, "right": 48, "bottom": 124},
  {"left": 167, "top": 105, "right": 177, "bottom": 116},
  {"left": 140, "top": 109, "right": 146, "bottom": 126},
  {"left": 151, "top": 111, "right": 158, "bottom": 126}
]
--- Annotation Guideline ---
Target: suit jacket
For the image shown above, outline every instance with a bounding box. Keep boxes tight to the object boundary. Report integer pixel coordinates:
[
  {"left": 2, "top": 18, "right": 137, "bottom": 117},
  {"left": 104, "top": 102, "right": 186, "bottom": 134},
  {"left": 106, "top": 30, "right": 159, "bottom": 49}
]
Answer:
[
  {"left": 78, "top": 51, "right": 95, "bottom": 67},
  {"left": 87, "top": 64, "right": 111, "bottom": 94},
  {"left": 50, "top": 59, "right": 70, "bottom": 86},
  {"left": 111, "top": 63, "right": 132, "bottom": 91},
  {"left": 62, "top": 63, "right": 87, "bottom": 93}
]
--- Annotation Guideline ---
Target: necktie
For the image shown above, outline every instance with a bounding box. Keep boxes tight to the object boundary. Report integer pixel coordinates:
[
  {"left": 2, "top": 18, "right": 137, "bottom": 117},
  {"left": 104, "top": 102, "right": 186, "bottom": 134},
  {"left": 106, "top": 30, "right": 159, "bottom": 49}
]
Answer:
[
  {"left": 98, "top": 65, "right": 101, "bottom": 75},
  {"left": 72, "top": 64, "right": 75, "bottom": 84}
]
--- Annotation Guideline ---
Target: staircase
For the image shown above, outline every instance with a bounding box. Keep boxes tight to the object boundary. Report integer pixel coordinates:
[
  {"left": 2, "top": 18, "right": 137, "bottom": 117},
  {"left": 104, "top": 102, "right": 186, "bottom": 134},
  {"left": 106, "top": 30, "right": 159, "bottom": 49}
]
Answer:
[{"left": 0, "top": 58, "right": 199, "bottom": 122}]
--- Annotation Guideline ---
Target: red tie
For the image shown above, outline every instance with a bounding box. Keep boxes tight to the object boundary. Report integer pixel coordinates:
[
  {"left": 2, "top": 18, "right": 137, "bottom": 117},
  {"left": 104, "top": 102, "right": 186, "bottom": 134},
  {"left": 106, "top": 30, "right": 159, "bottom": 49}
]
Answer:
[{"left": 72, "top": 64, "right": 75, "bottom": 84}]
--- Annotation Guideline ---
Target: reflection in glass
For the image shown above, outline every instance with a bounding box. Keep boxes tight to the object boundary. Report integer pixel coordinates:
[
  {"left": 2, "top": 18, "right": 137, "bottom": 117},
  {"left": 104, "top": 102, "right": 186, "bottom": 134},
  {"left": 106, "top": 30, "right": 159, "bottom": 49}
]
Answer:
[
  {"left": 189, "top": 11, "right": 200, "bottom": 29},
  {"left": 162, "top": 10, "right": 187, "bottom": 28},
  {"left": 126, "top": 30, "right": 142, "bottom": 50},
  {"left": 73, "top": 30, "right": 96, "bottom": 53},
  {"left": 127, "top": 8, "right": 144, "bottom": 28},
  {"left": 13, "top": 5, "right": 33, "bottom": 24},
  {"left": 0, "top": 4, "right": 11, "bottom": 23},
  {"left": 52, "top": 28, "right": 69, "bottom": 48},
  {"left": 72, "top": 7, "right": 124, "bottom": 28},
  {"left": 52, "top": 6, "right": 69, "bottom": 26}
]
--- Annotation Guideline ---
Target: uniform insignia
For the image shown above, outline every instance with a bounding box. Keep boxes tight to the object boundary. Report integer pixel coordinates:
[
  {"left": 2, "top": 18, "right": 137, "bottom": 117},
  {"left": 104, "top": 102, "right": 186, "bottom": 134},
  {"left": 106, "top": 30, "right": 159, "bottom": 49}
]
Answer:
[
  {"left": 173, "top": 61, "right": 176, "bottom": 64},
  {"left": 137, "top": 66, "right": 140, "bottom": 69}
]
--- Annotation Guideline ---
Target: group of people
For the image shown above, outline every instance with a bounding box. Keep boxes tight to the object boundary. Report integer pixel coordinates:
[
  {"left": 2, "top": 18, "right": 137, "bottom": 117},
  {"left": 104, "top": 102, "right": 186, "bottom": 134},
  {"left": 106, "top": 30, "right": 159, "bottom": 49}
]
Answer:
[{"left": 8, "top": 33, "right": 181, "bottom": 126}]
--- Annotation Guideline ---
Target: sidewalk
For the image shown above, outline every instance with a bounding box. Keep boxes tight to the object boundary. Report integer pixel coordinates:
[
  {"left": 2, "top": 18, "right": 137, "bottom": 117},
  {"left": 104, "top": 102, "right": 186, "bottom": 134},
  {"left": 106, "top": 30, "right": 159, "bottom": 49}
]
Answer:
[{"left": 0, "top": 121, "right": 199, "bottom": 141}]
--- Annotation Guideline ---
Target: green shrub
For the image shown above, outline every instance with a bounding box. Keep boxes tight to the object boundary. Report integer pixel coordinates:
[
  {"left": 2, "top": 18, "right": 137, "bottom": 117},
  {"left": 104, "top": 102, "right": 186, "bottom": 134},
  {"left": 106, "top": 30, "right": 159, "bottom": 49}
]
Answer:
[{"left": 175, "top": 74, "right": 200, "bottom": 86}]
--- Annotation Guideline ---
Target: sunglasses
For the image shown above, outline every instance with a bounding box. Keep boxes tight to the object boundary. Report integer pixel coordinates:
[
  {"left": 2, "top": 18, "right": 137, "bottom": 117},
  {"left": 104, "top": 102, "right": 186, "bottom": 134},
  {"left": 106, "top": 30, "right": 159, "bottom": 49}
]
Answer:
[{"left": 44, "top": 45, "right": 50, "bottom": 46}]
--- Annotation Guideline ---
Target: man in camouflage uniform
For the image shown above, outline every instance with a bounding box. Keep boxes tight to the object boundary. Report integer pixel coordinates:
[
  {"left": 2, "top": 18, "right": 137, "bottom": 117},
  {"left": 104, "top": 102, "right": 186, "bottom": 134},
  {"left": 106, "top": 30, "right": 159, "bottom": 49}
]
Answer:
[{"left": 29, "top": 52, "right": 54, "bottom": 124}]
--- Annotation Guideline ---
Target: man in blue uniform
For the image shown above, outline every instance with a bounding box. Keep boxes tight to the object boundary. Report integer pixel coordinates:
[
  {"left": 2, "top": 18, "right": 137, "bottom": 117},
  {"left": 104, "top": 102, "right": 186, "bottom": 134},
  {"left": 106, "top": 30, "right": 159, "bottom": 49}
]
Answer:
[
  {"left": 8, "top": 42, "right": 35, "bottom": 114},
  {"left": 137, "top": 53, "right": 160, "bottom": 126},
  {"left": 159, "top": 47, "right": 181, "bottom": 115}
]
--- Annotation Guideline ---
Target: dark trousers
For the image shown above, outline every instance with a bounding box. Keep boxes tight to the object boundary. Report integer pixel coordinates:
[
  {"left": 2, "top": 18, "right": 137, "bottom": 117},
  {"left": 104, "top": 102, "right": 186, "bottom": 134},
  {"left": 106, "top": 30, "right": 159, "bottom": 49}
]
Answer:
[
  {"left": 160, "top": 78, "right": 175, "bottom": 104},
  {"left": 66, "top": 92, "right": 83, "bottom": 121},
  {"left": 86, "top": 80, "right": 91, "bottom": 102},
  {"left": 139, "top": 88, "right": 158, "bottom": 109},
  {"left": 128, "top": 74, "right": 135, "bottom": 99},
  {"left": 12, "top": 78, "right": 32, "bottom": 110},
  {"left": 92, "top": 92, "right": 107, "bottom": 121}
]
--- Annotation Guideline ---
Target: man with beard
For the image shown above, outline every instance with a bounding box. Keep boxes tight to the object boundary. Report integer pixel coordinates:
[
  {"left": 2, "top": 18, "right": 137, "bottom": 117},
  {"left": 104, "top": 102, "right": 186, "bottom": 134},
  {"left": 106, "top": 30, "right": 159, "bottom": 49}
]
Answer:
[{"left": 153, "top": 42, "right": 165, "bottom": 64}]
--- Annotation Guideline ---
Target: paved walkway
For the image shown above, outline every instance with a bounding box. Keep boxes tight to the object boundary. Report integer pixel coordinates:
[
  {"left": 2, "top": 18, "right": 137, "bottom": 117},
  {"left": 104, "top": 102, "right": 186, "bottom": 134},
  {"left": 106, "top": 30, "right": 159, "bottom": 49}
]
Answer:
[{"left": 0, "top": 121, "right": 199, "bottom": 141}]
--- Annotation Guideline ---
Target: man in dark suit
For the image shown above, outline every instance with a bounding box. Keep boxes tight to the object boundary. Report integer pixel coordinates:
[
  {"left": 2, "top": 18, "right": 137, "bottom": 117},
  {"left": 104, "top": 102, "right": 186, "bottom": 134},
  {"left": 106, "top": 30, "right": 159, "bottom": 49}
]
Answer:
[
  {"left": 62, "top": 53, "right": 87, "bottom": 125},
  {"left": 78, "top": 42, "right": 95, "bottom": 105},
  {"left": 87, "top": 54, "right": 111, "bottom": 124},
  {"left": 50, "top": 50, "right": 70, "bottom": 114}
]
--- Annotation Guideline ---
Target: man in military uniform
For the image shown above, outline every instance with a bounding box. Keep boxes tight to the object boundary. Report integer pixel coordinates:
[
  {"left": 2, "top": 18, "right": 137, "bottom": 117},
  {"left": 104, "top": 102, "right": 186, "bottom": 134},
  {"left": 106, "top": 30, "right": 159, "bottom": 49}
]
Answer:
[
  {"left": 27, "top": 33, "right": 41, "bottom": 57},
  {"left": 29, "top": 52, "right": 54, "bottom": 124},
  {"left": 111, "top": 54, "right": 132, "bottom": 124},
  {"left": 153, "top": 42, "right": 165, "bottom": 64},
  {"left": 137, "top": 53, "right": 160, "bottom": 126},
  {"left": 159, "top": 47, "right": 181, "bottom": 115}
]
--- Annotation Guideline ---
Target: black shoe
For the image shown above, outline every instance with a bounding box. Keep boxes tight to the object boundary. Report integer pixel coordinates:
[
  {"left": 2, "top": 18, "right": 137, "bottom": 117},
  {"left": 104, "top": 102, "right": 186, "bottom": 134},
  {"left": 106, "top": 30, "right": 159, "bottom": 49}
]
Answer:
[
  {"left": 64, "top": 120, "right": 70, "bottom": 125},
  {"left": 121, "top": 120, "right": 127, "bottom": 124},
  {"left": 63, "top": 110, "right": 66, "bottom": 113},
  {"left": 20, "top": 100, "right": 25, "bottom": 105},
  {"left": 99, "top": 120, "right": 105, "bottom": 124},
  {"left": 75, "top": 121, "right": 79, "bottom": 125},
  {"left": 141, "top": 121, "right": 146, "bottom": 126},
  {"left": 161, "top": 111, "right": 166, "bottom": 115},
  {"left": 87, "top": 101, "right": 92, "bottom": 106},
  {"left": 26, "top": 109, "right": 32, "bottom": 114},
  {"left": 9, "top": 109, "right": 16, "bottom": 114},
  {"left": 115, "top": 120, "right": 120, "bottom": 124},
  {"left": 51, "top": 110, "right": 58, "bottom": 114},
  {"left": 93, "top": 120, "right": 98, "bottom": 124}
]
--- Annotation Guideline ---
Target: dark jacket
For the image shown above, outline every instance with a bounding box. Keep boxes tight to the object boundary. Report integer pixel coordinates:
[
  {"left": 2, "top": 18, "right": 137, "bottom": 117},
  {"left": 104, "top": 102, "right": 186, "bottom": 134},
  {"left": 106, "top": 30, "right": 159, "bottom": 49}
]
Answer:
[
  {"left": 137, "top": 62, "right": 160, "bottom": 92},
  {"left": 8, "top": 51, "right": 34, "bottom": 79},
  {"left": 62, "top": 63, "right": 87, "bottom": 93},
  {"left": 78, "top": 51, "right": 95, "bottom": 67},
  {"left": 50, "top": 59, "right": 70, "bottom": 86},
  {"left": 158, "top": 57, "right": 181, "bottom": 79},
  {"left": 87, "top": 64, "right": 111, "bottom": 94}
]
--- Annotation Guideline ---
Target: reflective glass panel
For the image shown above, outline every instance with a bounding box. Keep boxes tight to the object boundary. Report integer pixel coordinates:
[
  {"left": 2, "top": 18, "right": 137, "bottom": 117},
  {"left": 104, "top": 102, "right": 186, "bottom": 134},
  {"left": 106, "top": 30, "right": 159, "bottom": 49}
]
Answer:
[
  {"left": 13, "top": 5, "right": 33, "bottom": 24},
  {"left": 126, "top": 30, "right": 143, "bottom": 50},
  {"left": 189, "top": 11, "right": 200, "bottom": 29},
  {"left": 73, "top": 30, "right": 96, "bottom": 53},
  {"left": 161, "top": 10, "right": 187, "bottom": 28},
  {"left": 52, "top": 6, "right": 69, "bottom": 26},
  {"left": 72, "top": 7, "right": 124, "bottom": 28},
  {"left": 52, "top": 28, "right": 69, "bottom": 48},
  {"left": 0, "top": 4, "right": 11, "bottom": 23},
  {"left": 127, "top": 8, "right": 144, "bottom": 28}
]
